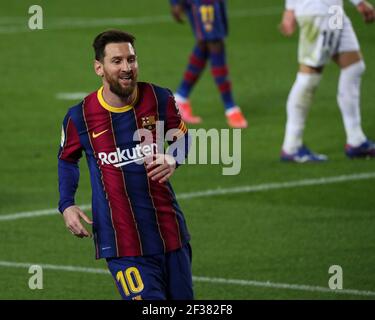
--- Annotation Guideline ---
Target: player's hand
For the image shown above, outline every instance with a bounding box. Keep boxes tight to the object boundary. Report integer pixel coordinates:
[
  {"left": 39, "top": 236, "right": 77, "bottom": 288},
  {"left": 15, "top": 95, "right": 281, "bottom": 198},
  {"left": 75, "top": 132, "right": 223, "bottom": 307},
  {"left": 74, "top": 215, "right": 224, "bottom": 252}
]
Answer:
[
  {"left": 146, "top": 154, "right": 177, "bottom": 183},
  {"left": 171, "top": 4, "right": 185, "bottom": 23},
  {"left": 62, "top": 205, "right": 93, "bottom": 238},
  {"left": 357, "top": 1, "right": 375, "bottom": 23},
  {"left": 279, "top": 10, "right": 297, "bottom": 36}
]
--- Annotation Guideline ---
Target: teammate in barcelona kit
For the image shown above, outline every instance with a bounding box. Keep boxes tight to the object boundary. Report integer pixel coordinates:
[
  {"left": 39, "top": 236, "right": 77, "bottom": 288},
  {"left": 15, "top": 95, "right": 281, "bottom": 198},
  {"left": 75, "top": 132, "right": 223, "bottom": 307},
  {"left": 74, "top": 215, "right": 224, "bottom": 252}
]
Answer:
[
  {"left": 280, "top": 0, "right": 375, "bottom": 162},
  {"left": 169, "top": 0, "right": 248, "bottom": 128},
  {"left": 58, "top": 30, "right": 193, "bottom": 300}
]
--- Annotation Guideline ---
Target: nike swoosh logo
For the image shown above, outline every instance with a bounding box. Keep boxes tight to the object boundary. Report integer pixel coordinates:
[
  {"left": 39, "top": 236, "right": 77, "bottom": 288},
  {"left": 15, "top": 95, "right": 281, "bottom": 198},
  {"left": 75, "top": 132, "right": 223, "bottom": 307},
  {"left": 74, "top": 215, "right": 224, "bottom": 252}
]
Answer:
[{"left": 92, "top": 129, "right": 109, "bottom": 139}]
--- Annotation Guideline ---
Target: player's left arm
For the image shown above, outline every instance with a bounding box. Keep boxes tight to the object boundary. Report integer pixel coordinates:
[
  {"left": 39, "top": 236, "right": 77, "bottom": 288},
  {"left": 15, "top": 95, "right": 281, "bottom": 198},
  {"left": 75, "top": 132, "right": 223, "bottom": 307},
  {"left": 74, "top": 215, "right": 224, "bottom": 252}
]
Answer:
[
  {"left": 147, "top": 153, "right": 177, "bottom": 183},
  {"left": 147, "top": 92, "right": 190, "bottom": 183}
]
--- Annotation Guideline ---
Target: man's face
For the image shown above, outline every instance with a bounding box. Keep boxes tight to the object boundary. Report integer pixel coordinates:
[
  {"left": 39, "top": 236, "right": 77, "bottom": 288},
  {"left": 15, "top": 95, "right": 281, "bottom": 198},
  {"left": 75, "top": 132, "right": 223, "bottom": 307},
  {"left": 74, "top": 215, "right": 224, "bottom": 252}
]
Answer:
[{"left": 95, "top": 42, "right": 138, "bottom": 98}]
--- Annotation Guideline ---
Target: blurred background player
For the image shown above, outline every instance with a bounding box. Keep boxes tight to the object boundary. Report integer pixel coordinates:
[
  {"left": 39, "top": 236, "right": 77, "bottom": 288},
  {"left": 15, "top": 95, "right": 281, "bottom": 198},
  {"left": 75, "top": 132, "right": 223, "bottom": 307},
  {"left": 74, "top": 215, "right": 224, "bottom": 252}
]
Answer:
[
  {"left": 280, "top": 0, "right": 375, "bottom": 162},
  {"left": 169, "top": 0, "right": 248, "bottom": 128}
]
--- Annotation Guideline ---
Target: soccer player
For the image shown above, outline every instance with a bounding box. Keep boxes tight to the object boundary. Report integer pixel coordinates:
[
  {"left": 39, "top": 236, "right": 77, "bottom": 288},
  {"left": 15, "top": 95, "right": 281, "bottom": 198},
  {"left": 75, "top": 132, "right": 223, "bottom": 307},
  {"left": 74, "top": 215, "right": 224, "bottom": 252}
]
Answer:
[
  {"left": 169, "top": 0, "right": 248, "bottom": 128},
  {"left": 280, "top": 0, "right": 375, "bottom": 162},
  {"left": 58, "top": 30, "right": 193, "bottom": 300}
]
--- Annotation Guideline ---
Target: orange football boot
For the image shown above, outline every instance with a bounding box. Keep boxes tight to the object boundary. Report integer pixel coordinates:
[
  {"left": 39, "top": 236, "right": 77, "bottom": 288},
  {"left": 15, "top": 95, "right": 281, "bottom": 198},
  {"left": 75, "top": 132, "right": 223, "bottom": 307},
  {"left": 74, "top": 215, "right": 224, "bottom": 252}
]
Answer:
[
  {"left": 226, "top": 107, "right": 248, "bottom": 128},
  {"left": 177, "top": 100, "right": 202, "bottom": 124}
]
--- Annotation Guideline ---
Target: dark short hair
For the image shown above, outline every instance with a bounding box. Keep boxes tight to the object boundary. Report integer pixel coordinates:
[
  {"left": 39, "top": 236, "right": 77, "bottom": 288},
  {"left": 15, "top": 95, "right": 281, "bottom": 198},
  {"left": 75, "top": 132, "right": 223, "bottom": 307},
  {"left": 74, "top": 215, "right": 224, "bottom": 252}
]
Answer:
[{"left": 93, "top": 29, "right": 136, "bottom": 61}]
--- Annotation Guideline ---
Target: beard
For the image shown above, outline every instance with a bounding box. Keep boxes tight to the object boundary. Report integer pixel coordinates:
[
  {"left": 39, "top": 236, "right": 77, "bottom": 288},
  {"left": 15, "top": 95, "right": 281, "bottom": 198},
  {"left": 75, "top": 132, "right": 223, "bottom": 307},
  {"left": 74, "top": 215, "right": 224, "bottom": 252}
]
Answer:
[{"left": 104, "top": 70, "right": 137, "bottom": 99}]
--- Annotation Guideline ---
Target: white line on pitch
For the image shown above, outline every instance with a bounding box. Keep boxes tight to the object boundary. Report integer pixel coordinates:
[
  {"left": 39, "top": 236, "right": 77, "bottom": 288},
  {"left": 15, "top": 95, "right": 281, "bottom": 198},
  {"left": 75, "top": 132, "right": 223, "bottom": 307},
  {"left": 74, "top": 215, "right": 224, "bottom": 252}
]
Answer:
[
  {"left": 0, "top": 6, "right": 282, "bottom": 34},
  {"left": 0, "top": 260, "right": 374, "bottom": 297},
  {"left": 176, "top": 171, "right": 375, "bottom": 200},
  {"left": 56, "top": 92, "right": 88, "bottom": 100},
  {"left": 0, "top": 204, "right": 92, "bottom": 222},
  {"left": 1, "top": 172, "right": 375, "bottom": 222},
  {"left": 0, "top": 261, "right": 109, "bottom": 275}
]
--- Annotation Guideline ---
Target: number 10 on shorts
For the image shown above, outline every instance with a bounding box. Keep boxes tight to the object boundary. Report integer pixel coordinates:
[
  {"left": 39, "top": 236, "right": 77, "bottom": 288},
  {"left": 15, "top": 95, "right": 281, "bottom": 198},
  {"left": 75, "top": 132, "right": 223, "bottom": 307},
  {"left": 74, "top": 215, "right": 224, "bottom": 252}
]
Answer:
[{"left": 116, "top": 267, "right": 144, "bottom": 296}]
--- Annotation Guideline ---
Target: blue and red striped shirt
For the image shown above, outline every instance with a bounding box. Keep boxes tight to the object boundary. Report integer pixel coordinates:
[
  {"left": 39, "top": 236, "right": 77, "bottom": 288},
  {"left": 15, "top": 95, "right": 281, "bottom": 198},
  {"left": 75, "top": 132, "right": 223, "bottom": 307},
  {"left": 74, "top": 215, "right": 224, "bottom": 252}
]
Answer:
[{"left": 58, "top": 82, "right": 190, "bottom": 259}]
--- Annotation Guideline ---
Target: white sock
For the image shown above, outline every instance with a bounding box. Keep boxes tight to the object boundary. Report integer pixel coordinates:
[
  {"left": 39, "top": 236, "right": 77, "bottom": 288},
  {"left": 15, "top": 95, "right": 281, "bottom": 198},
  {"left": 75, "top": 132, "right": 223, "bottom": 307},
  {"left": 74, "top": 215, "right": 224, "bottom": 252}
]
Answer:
[
  {"left": 174, "top": 93, "right": 188, "bottom": 104},
  {"left": 225, "top": 106, "right": 240, "bottom": 116},
  {"left": 282, "top": 72, "right": 322, "bottom": 154},
  {"left": 337, "top": 60, "right": 367, "bottom": 147}
]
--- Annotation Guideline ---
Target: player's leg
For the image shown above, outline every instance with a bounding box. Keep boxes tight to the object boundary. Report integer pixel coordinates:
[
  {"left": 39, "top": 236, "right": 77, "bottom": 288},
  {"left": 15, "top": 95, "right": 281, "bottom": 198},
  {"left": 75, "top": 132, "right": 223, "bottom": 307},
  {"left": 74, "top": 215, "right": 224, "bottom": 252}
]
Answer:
[
  {"left": 281, "top": 65, "right": 327, "bottom": 162},
  {"left": 174, "top": 2, "right": 215, "bottom": 124},
  {"left": 177, "top": 0, "right": 247, "bottom": 128},
  {"left": 174, "top": 40, "right": 207, "bottom": 124},
  {"left": 333, "top": 51, "right": 370, "bottom": 155},
  {"left": 166, "top": 243, "right": 194, "bottom": 300},
  {"left": 332, "top": 14, "right": 375, "bottom": 158},
  {"left": 281, "top": 16, "right": 332, "bottom": 162},
  {"left": 207, "top": 40, "right": 247, "bottom": 128},
  {"left": 206, "top": 0, "right": 247, "bottom": 128},
  {"left": 106, "top": 255, "right": 166, "bottom": 300}
]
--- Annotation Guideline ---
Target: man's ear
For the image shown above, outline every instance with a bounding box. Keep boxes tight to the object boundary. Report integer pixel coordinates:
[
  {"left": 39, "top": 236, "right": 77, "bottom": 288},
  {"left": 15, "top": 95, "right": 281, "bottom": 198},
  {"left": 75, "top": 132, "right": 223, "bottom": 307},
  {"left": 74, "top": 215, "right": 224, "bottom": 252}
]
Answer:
[{"left": 94, "top": 60, "right": 104, "bottom": 77}]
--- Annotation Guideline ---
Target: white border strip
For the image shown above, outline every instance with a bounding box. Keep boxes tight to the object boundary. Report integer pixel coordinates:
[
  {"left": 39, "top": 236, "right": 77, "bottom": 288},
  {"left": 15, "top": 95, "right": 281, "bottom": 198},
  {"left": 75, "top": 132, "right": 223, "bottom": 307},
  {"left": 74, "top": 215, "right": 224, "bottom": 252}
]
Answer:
[
  {"left": 1, "top": 172, "right": 375, "bottom": 222},
  {"left": 0, "top": 260, "right": 374, "bottom": 297}
]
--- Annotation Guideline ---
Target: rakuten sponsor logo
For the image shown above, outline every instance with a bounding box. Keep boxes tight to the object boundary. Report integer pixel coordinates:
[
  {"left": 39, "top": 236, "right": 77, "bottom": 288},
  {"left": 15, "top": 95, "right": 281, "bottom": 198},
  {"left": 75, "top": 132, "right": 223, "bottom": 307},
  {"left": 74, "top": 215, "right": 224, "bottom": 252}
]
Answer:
[{"left": 98, "top": 143, "right": 157, "bottom": 167}]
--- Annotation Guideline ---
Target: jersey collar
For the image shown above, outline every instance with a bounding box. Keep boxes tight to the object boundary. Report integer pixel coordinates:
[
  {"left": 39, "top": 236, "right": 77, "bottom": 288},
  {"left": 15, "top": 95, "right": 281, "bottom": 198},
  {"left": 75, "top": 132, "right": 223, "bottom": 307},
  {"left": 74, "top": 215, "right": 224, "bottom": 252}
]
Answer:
[{"left": 97, "top": 85, "right": 138, "bottom": 113}]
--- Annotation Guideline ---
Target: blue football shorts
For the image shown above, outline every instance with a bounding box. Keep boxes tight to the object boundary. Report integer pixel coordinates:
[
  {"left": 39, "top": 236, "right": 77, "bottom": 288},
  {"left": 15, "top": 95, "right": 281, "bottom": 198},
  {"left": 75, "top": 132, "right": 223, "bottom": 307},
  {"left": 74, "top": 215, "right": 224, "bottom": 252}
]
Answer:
[{"left": 106, "top": 243, "right": 193, "bottom": 300}]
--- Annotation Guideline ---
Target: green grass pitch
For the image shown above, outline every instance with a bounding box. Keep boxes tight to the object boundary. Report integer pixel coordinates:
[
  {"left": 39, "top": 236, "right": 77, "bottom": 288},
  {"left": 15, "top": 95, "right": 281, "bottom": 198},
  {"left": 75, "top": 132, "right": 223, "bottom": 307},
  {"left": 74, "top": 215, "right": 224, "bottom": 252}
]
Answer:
[{"left": 0, "top": 0, "right": 374, "bottom": 299}]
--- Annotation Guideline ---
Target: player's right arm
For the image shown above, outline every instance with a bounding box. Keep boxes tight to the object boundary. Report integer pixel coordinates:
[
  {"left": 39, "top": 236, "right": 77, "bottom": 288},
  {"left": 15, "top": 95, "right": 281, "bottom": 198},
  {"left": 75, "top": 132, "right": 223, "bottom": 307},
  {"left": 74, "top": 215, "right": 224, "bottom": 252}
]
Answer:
[
  {"left": 62, "top": 205, "right": 92, "bottom": 238},
  {"left": 280, "top": 0, "right": 297, "bottom": 36},
  {"left": 169, "top": 0, "right": 185, "bottom": 23},
  {"left": 58, "top": 111, "right": 92, "bottom": 238},
  {"left": 354, "top": 0, "right": 375, "bottom": 23}
]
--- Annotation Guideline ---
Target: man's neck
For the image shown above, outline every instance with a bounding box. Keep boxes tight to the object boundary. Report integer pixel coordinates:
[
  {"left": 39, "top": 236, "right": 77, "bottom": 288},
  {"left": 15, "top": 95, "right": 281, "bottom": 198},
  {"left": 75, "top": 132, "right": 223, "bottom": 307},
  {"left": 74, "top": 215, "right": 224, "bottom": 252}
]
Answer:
[{"left": 102, "top": 85, "right": 137, "bottom": 107}]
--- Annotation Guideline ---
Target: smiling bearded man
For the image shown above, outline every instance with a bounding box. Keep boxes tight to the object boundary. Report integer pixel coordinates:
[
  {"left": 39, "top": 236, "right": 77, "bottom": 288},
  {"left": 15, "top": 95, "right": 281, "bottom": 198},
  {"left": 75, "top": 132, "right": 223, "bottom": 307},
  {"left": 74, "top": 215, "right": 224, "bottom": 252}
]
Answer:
[{"left": 57, "top": 30, "right": 193, "bottom": 300}]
